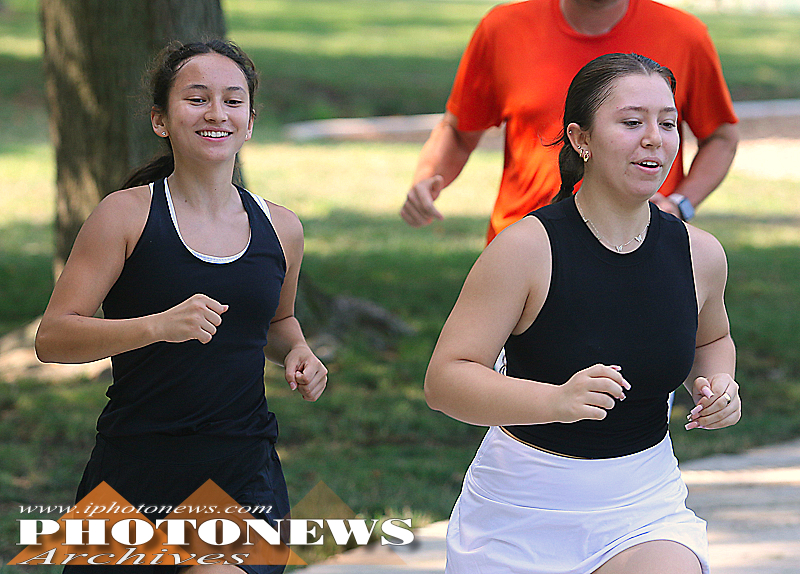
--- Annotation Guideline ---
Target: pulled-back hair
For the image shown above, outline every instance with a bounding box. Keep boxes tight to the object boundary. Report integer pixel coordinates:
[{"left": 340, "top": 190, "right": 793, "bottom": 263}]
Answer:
[
  {"left": 121, "top": 39, "right": 258, "bottom": 189},
  {"left": 551, "top": 53, "right": 676, "bottom": 203}
]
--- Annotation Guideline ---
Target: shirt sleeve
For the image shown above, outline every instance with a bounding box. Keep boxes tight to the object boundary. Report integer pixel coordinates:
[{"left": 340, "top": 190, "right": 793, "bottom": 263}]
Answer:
[
  {"left": 446, "top": 14, "right": 504, "bottom": 131},
  {"left": 681, "top": 23, "right": 738, "bottom": 141}
]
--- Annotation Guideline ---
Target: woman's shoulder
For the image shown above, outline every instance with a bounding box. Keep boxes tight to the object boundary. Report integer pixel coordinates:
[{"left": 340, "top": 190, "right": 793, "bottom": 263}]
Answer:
[
  {"left": 686, "top": 223, "right": 728, "bottom": 285},
  {"left": 485, "top": 214, "right": 551, "bottom": 269},
  {"left": 67, "top": 185, "right": 151, "bottom": 260},
  {"left": 263, "top": 200, "right": 301, "bottom": 235},
  {"left": 85, "top": 185, "right": 151, "bottom": 234},
  {"left": 495, "top": 213, "right": 549, "bottom": 244},
  {"left": 98, "top": 184, "right": 152, "bottom": 216},
  {"left": 686, "top": 224, "right": 726, "bottom": 263},
  {"left": 260, "top": 199, "right": 303, "bottom": 261}
]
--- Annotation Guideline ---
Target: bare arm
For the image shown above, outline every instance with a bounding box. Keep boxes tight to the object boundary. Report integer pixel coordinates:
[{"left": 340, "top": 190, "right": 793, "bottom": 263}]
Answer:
[
  {"left": 684, "top": 224, "right": 740, "bottom": 430},
  {"left": 400, "top": 111, "right": 485, "bottom": 227},
  {"left": 35, "top": 188, "right": 230, "bottom": 364},
  {"left": 678, "top": 122, "right": 739, "bottom": 207},
  {"left": 264, "top": 203, "right": 327, "bottom": 401},
  {"left": 654, "top": 122, "right": 739, "bottom": 218},
  {"left": 424, "top": 218, "right": 628, "bottom": 426}
]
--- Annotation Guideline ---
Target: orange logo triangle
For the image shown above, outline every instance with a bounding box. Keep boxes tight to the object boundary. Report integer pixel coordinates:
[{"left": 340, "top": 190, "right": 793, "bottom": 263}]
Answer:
[
  {"left": 10, "top": 482, "right": 191, "bottom": 566},
  {"left": 11, "top": 479, "right": 409, "bottom": 567},
  {"left": 159, "top": 479, "right": 305, "bottom": 566},
  {"left": 290, "top": 481, "right": 406, "bottom": 566}
]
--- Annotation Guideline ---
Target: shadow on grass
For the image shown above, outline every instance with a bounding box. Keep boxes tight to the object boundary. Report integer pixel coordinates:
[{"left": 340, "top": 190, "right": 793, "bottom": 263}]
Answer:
[
  {"left": 300, "top": 209, "right": 484, "bottom": 317},
  {"left": 0, "top": 376, "right": 109, "bottom": 567},
  {"left": 1, "top": 209, "right": 799, "bottom": 565},
  {"left": 0, "top": 221, "right": 53, "bottom": 336},
  {"left": 297, "top": 208, "right": 800, "bottom": 463}
]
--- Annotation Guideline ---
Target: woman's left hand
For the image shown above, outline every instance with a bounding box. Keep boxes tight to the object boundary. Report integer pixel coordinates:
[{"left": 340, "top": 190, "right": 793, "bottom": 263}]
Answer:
[
  {"left": 284, "top": 346, "right": 328, "bottom": 401},
  {"left": 685, "top": 374, "right": 740, "bottom": 430}
]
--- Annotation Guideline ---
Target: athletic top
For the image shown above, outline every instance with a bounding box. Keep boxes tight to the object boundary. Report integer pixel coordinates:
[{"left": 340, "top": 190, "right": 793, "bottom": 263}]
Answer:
[
  {"left": 98, "top": 178, "right": 286, "bottom": 462},
  {"left": 446, "top": 0, "right": 738, "bottom": 243},
  {"left": 503, "top": 196, "right": 697, "bottom": 459}
]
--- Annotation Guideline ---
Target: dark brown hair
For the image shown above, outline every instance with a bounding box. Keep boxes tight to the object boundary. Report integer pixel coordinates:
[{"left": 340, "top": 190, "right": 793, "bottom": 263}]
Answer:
[
  {"left": 551, "top": 53, "right": 676, "bottom": 203},
  {"left": 121, "top": 39, "right": 258, "bottom": 189}
]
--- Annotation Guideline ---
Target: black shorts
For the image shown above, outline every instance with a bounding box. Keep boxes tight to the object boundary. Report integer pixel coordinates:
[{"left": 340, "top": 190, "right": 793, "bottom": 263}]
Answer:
[{"left": 62, "top": 434, "right": 290, "bottom": 574}]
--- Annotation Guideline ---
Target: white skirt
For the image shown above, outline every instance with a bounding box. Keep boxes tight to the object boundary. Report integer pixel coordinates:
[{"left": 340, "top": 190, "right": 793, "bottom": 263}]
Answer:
[{"left": 446, "top": 427, "right": 709, "bottom": 574}]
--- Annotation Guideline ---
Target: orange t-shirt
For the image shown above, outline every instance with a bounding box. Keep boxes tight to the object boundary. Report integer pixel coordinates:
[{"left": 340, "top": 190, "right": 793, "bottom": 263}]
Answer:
[{"left": 446, "top": 0, "right": 738, "bottom": 243}]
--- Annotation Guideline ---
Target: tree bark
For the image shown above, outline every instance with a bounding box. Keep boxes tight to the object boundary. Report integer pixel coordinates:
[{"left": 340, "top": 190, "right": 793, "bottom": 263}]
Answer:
[
  {"left": 40, "top": 0, "right": 226, "bottom": 273},
  {"left": 37, "top": 0, "right": 409, "bottom": 355}
]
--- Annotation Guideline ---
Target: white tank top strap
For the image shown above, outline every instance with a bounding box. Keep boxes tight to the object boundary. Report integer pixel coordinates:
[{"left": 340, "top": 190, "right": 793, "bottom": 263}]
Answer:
[
  {"left": 247, "top": 190, "right": 273, "bottom": 224},
  {"left": 163, "top": 178, "right": 250, "bottom": 264}
]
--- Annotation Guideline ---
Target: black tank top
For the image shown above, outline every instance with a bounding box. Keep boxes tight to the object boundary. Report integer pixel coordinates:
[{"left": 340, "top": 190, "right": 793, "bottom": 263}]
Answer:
[
  {"left": 98, "top": 178, "right": 286, "bottom": 462},
  {"left": 504, "top": 195, "right": 697, "bottom": 459}
]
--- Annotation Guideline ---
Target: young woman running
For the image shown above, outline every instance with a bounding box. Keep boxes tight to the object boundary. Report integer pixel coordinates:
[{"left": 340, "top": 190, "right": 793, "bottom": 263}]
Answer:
[
  {"left": 425, "top": 53, "right": 741, "bottom": 574},
  {"left": 35, "top": 40, "right": 326, "bottom": 574}
]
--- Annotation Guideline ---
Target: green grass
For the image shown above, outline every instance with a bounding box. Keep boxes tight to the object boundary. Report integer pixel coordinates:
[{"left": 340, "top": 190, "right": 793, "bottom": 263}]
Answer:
[
  {"left": 3, "top": 0, "right": 800, "bottom": 141},
  {"left": 2, "top": 0, "right": 800, "bottom": 567},
  {"left": 667, "top": 173, "right": 800, "bottom": 458},
  {"left": 702, "top": 11, "right": 800, "bottom": 101},
  {"left": 223, "top": 0, "right": 494, "bottom": 126}
]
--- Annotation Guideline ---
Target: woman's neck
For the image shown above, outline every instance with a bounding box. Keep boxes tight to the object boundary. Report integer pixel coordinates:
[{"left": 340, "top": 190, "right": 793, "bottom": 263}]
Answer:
[
  {"left": 166, "top": 158, "right": 238, "bottom": 215},
  {"left": 574, "top": 187, "right": 651, "bottom": 249}
]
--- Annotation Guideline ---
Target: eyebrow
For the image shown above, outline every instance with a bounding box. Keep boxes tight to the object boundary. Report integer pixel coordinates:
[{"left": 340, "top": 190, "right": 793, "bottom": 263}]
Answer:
[
  {"left": 181, "top": 84, "right": 246, "bottom": 93},
  {"left": 617, "top": 105, "right": 678, "bottom": 114}
]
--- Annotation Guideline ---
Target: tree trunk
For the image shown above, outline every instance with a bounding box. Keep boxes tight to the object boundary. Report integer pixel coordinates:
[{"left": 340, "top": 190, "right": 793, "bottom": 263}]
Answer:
[
  {"left": 40, "top": 0, "right": 226, "bottom": 273},
  {"left": 37, "top": 0, "right": 410, "bottom": 359}
]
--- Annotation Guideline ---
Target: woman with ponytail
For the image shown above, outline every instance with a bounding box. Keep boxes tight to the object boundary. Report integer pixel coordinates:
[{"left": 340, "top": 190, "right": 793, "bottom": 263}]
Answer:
[
  {"left": 425, "top": 53, "right": 740, "bottom": 574},
  {"left": 36, "top": 39, "right": 326, "bottom": 574}
]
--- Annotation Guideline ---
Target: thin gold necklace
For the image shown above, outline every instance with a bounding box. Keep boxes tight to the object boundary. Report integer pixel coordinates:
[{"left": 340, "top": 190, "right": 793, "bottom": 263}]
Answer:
[{"left": 575, "top": 194, "right": 649, "bottom": 253}]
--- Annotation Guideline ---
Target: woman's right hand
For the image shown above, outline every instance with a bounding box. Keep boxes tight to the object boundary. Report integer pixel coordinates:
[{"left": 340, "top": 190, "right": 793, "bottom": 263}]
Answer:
[
  {"left": 155, "top": 294, "right": 228, "bottom": 344},
  {"left": 553, "top": 364, "right": 631, "bottom": 423}
]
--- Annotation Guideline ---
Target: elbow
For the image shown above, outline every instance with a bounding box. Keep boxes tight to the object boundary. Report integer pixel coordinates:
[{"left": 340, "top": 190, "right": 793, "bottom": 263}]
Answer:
[
  {"left": 34, "top": 328, "right": 55, "bottom": 363},
  {"left": 423, "top": 367, "right": 444, "bottom": 412},
  {"left": 424, "top": 380, "right": 439, "bottom": 411},
  {"left": 34, "top": 318, "right": 63, "bottom": 363}
]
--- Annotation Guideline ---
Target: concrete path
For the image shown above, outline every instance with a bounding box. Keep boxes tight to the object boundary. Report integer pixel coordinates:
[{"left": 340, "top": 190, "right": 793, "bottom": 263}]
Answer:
[
  {"left": 300, "top": 438, "right": 800, "bottom": 573},
  {"left": 284, "top": 99, "right": 800, "bottom": 143},
  {"left": 682, "top": 439, "right": 800, "bottom": 573}
]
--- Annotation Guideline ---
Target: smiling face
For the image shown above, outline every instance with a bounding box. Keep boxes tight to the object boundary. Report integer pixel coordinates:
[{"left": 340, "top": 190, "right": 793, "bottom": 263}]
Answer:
[
  {"left": 152, "top": 52, "right": 254, "bottom": 166},
  {"left": 572, "top": 73, "right": 679, "bottom": 202}
]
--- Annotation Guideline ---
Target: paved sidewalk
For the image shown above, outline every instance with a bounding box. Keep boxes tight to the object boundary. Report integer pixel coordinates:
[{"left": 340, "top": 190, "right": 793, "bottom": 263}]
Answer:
[
  {"left": 301, "top": 438, "right": 800, "bottom": 573},
  {"left": 284, "top": 99, "right": 800, "bottom": 143},
  {"left": 682, "top": 439, "right": 800, "bottom": 573}
]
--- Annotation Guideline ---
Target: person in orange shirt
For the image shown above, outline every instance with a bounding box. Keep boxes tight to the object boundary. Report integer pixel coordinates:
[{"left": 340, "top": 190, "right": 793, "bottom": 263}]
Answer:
[{"left": 401, "top": 0, "right": 739, "bottom": 244}]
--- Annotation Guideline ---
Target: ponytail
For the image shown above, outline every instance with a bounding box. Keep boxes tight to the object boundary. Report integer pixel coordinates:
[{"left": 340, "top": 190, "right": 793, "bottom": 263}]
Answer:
[
  {"left": 120, "top": 151, "right": 174, "bottom": 189},
  {"left": 551, "top": 136, "right": 584, "bottom": 203}
]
